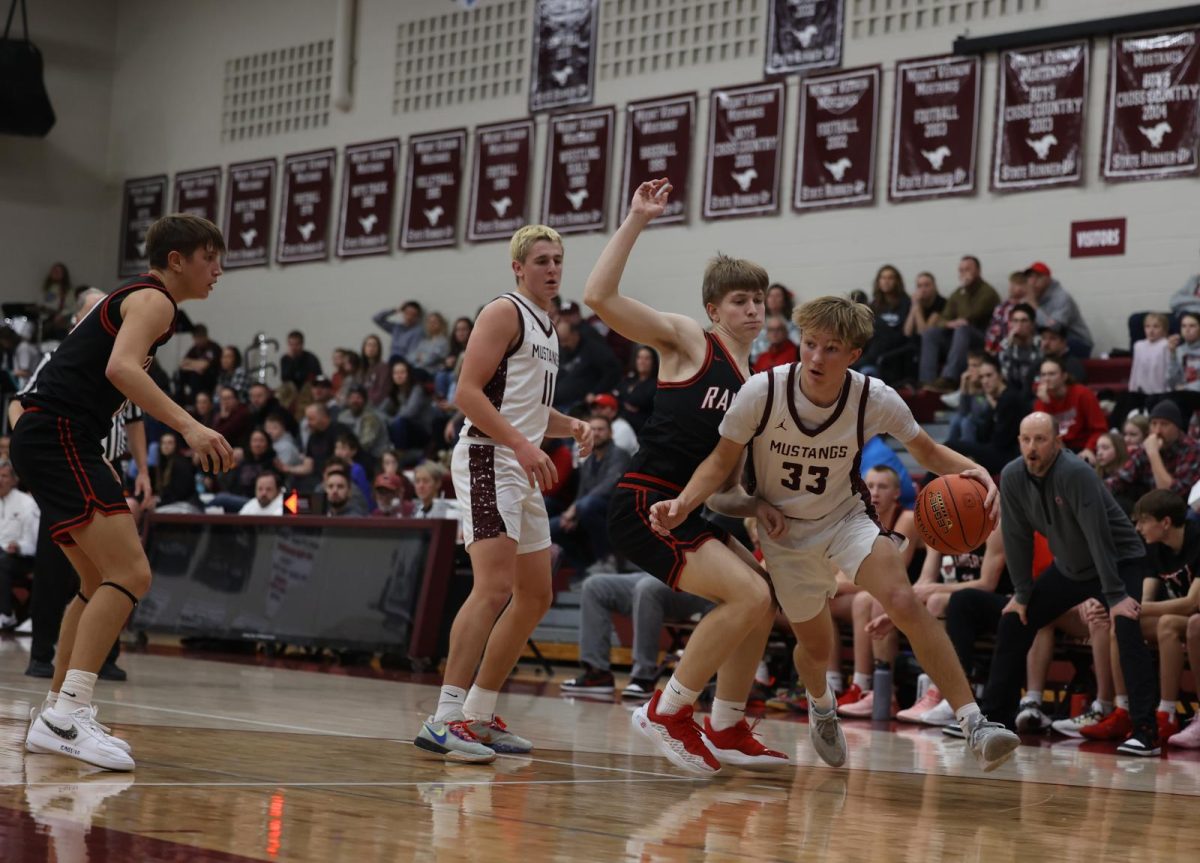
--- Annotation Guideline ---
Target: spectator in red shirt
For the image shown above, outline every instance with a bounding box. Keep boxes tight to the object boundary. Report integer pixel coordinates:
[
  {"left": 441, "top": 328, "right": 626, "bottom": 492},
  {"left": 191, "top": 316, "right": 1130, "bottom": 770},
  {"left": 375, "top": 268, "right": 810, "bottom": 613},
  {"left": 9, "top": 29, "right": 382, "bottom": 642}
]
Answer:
[
  {"left": 213, "top": 386, "right": 253, "bottom": 449},
  {"left": 752, "top": 315, "right": 799, "bottom": 373},
  {"left": 1033, "top": 356, "right": 1107, "bottom": 461}
]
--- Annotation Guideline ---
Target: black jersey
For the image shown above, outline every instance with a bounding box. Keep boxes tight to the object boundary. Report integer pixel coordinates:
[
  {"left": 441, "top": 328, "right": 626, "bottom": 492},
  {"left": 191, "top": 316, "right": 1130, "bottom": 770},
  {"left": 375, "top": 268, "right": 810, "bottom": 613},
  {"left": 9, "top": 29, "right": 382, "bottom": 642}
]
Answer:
[
  {"left": 626, "top": 331, "right": 747, "bottom": 488},
  {"left": 21, "top": 275, "right": 178, "bottom": 439}
]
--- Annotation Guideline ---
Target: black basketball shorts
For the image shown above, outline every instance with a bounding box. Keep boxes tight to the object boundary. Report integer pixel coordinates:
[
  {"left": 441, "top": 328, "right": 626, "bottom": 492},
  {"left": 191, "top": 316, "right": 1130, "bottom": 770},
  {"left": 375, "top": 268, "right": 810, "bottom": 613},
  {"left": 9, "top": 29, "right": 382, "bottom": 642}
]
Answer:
[
  {"left": 10, "top": 409, "right": 130, "bottom": 546},
  {"left": 607, "top": 472, "right": 729, "bottom": 589}
]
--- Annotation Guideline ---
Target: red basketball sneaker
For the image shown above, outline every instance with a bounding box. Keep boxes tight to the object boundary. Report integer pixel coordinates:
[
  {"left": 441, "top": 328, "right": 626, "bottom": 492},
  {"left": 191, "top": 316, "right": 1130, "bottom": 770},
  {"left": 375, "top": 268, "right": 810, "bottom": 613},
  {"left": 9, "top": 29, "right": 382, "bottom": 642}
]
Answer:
[
  {"left": 702, "top": 717, "right": 790, "bottom": 768},
  {"left": 632, "top": 690, "right": 721, "bottom": 775},
  {"left": 1080, "top": 707, "right": 1131, "bottom": 741}
]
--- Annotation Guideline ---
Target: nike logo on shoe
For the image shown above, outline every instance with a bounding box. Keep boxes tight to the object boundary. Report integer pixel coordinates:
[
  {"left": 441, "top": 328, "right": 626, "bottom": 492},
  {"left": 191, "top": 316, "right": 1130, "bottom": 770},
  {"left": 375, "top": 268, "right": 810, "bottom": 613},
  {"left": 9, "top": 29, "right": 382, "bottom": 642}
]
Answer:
[
  {"left": 41, "top": 715, "right": 78, "bottom": 741},
  {"left": 425, "top": 723, "right": 448, "bottom": 745}
]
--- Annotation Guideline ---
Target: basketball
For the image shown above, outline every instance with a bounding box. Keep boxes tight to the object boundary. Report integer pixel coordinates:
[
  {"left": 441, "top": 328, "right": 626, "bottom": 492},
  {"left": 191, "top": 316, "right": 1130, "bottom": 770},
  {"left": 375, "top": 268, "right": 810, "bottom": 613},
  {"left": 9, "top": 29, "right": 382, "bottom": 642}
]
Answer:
[{"left": 914, "top": 474, "right": 996, "bottom": 555}]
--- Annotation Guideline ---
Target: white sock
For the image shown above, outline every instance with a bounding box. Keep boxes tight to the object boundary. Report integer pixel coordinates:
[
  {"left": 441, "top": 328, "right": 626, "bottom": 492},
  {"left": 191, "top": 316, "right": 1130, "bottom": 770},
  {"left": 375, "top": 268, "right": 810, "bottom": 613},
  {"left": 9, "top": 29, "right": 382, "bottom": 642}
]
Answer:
[
  {"left": 434, "top": 685, "right": 468, "bottom": 722},
  {"left": 463, "top": 685, "right": 499, "bottom": 721},
  {"left": 755, "top": 660, "right": 771, "bottom": 685},
  {"left": 955, "top": 702, "right": 982, "bottom": 727},
  {"left": 1022, "top": 690, "right": 1043, "bottom": 707},
  {"left": 56, "top": 670, "right": 97, "bottom": 715},
  {"left": 808, "top": 685, "right": 835, "bottom": 714},
  {"left": 44, "top": 690, "right": 58, "bottom": 710},
  {"left": 1096, "top": 699, "right": 1114, "bottom": 715},
  {"left": 1158, "top": 699, "right": 1176, "bottom": 714},
  {"left": 658, "top": 675, "right": 700, "bottom": 716},
  {"left": 710, "top": 698, "right": 746, "bottom": 731},
  {"left": 826, "top": 671, "right": 844, "bottom": 695},
  {"left": 1115, "top": 695, "right": 1130, "bottom": 711},
  {"left": 853, "top": 671, "right": 872, "bottom": 691}
]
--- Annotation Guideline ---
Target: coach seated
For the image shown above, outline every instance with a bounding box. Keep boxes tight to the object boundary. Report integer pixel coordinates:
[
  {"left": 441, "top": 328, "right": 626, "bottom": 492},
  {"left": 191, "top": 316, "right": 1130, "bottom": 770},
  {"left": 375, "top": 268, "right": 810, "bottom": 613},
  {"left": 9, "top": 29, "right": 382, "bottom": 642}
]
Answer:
[
  {"left": 0, "top": 459, "right": 38, "bottom": 630},
  {"left": 549, "top": 415, "right": 631, "bottom": 573},
  {"left": 1106, "top": 400, "right": 1200, "bottom": 506}
]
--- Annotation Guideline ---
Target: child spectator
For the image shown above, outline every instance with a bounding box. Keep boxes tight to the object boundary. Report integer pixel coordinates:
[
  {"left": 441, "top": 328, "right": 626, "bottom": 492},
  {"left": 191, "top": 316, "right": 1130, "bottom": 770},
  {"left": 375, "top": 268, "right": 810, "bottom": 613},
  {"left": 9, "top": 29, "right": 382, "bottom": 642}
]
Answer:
[
  {"left": 1114, "top": 312, "right": 1172, "bottom": 422},
  {"left": 1123, "top": 414, "right": 1150, "bottom": 453},
  {"left": 1166, "top": 311, "right": 1200, "bottom": 425}
]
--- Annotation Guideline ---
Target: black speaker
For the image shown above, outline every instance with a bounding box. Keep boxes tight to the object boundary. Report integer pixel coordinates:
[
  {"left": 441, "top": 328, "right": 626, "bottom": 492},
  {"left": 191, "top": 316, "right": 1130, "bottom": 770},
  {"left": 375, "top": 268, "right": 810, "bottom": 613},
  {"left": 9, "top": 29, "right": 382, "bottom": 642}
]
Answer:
[{"left": 0, "top": 0, "right": 55, "bottom": 137}]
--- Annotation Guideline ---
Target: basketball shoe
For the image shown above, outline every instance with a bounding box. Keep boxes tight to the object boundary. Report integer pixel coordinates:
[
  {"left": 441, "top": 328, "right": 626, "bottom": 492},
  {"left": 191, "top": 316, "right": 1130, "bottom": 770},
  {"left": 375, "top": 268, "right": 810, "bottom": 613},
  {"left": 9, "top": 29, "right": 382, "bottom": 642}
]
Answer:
[
  {"left": 701, "top": 717, "right": 790, "bottom": 768},
  {"left": 463, "top": 716, "right": 533, "bottom": 754},
  {"left": 1014, "top": 697, "right": 1052, "bottom": 733},
  {"left": 896, "top": 685, "right": 943, "bottom": 724},
  {"left": 837, "top": 689, "right": 897, "bottom": 719},
  {"left": 808, "top": 705, "right": 848, "bottom": 767},
  {"left": 559, "top": 665, "right": 615, "bottom": 695},
  {"left": 1079, "top": 707, "right": 1131, "bottom": 741},
  {"left": 631, "top": 689, "right": 721, "bottom": 775},
  {"left": 1167, "top": 718, "right": 1200, "bottom": 748},
  {"left": 1156, "top": 710, "right": 1179, "bottom": 741},
  {"left": 27, "top": 701, "right": 131, "bottom": 756},
  {"left": 963, "top": 713, "right": 1020, "bottom": 772},
  {"left": 621, "top": 678, "right": 657, "bottom": 700},
  {"left": 1050, "top": 701, "right": 1108, "bottom": 738},
  {"left": 920, "top": 698, "right": 956, "bottom": 726},
  {"left": 835, "top": 683, "right": 865, "bottom": 709},
  {"left": 414, "top": 714, "right": 497, "bottom": 764},
  {"left": 1115, "top": 726, "right": 1161, "bottom": 757},
  {"left": 25, "top": 705, "right": 135, "bottom": 771}
]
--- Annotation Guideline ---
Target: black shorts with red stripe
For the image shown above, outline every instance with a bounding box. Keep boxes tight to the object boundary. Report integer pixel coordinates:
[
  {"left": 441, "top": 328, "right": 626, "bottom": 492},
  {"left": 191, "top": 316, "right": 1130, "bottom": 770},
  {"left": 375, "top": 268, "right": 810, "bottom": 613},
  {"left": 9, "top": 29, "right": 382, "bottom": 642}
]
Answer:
[
  {"left": 10, "top": 409, "right": 130, "bottom": 546},
  {"left": 606, "top": 472, "right": 729, "bottom": 589}
]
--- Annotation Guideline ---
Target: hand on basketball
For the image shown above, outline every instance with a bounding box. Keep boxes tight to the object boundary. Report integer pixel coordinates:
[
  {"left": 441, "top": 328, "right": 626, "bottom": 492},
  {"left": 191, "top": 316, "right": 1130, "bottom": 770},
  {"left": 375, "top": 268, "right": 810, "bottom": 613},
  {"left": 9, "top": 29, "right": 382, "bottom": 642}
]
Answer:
[
  {"left": 515, "top": 440, "right": 558, "bottom": 490},
  {"left": 1109, "top": 596, "right": 1141, "bottom": 622},
  {"left": 1001, "top": 597, "right": 1028, "bottom": 625},
  {"left": 959, "top": 466, "right": 999, "bottom": 522},
  {"left": 649, "top": 498, "right": 688, "bottom": 535},
  {"left": 186, "top": 424, "right": 234, "bottom": 474},
  {"left": 572, "top": 418, "right": 594, "bottom": 460},
  {"left": 629, "top": 178, "right": 672, "bottom": 223},
  {"left": 754, "top": 499, "right": 786, "bottom": 539}
]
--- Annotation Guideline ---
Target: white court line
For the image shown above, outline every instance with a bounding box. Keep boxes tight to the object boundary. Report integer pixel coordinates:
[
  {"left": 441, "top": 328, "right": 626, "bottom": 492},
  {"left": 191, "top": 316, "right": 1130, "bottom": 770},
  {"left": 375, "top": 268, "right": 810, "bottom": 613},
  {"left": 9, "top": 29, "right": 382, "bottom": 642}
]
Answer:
[
  {"left": 0, "top": 682, "right": 687, "bottom": 781},
  {"left": 3, "top": 776, "right": 704, "bottom": 789}
]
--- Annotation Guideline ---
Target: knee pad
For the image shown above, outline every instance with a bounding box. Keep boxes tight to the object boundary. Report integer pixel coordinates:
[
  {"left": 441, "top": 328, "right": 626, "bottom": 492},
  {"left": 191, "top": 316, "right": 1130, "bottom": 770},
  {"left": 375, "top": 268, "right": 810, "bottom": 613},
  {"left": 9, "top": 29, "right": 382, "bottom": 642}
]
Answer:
[{"left": 98, "top": 581, "right": 140, "bottom": 609}]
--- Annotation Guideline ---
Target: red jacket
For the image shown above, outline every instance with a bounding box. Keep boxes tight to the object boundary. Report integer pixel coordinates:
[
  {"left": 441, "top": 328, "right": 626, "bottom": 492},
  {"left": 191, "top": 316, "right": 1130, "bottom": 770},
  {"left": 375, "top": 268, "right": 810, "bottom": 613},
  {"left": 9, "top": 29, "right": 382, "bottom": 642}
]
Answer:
[
  {"left": 1034, "top": 384, "right": 1107, "bottom": 453},
  {"left": 752, "top": 341, "right": 799, "bottom": 374}
]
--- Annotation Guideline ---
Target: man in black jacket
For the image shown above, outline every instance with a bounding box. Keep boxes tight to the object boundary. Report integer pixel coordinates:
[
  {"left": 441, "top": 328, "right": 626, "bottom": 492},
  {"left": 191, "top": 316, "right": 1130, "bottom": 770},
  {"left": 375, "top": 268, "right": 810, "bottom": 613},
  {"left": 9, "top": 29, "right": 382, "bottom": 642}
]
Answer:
[
  {"left": 550, "top": 415, "right": 631, "bottom": 571},
  {"left": 947, "top": 355, "right": 1029, "bottom": 474},
  {"left": 552, "top": 320, "right": 622, "bottom": 415}
]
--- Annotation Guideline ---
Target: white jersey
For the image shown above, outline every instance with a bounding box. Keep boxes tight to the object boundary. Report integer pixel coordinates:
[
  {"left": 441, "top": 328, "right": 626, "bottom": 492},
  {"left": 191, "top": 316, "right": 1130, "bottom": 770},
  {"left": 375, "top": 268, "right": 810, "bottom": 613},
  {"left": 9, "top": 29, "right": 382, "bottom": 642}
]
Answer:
[
  {"left": 721, "top": 365, "right": 920, "bottom": 521},
  {"left": 461, "top": 291, "right": 559, "bottom": 447}
]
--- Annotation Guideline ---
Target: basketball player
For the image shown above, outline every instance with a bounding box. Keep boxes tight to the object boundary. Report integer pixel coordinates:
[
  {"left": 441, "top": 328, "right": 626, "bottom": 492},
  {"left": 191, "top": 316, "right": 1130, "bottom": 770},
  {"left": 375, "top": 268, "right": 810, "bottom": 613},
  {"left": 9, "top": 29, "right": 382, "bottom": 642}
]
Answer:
[
  {"left": 413, "top": 226, "right": 593, "bottom": 764},
  {"left": 11, "top": 214, "right": 233, "bottom": 771},
  {"left": 584, "top": 178, "right": 789, "bottom": 776},
  {"left": 651, "top": 296, "right": 1021, "bottom": 771}
]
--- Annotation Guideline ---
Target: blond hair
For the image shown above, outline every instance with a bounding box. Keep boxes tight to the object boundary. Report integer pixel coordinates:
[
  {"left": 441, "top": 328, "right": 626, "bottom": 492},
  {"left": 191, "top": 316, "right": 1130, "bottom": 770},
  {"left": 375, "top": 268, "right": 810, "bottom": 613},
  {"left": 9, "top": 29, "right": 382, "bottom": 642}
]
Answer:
[
  {"left": 702, "top": 253, "right": 769, "bottom": 309},
  {"left": 793, "top": 295, "right": 875, "bottom": 349},
  {"left": 1145, "top": 312, "right": 1170, "bottom": 331},
  {"left": 510, "top": 224, "right": 563, "bottom": 263}
]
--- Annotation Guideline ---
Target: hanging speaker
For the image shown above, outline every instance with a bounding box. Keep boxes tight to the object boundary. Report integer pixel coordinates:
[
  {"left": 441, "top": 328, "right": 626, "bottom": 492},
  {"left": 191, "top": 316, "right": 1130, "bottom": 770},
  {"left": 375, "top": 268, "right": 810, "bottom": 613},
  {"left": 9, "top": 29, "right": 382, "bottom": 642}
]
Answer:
[{"left": 0, "top": 0, "right": 56, "bottom": 137}]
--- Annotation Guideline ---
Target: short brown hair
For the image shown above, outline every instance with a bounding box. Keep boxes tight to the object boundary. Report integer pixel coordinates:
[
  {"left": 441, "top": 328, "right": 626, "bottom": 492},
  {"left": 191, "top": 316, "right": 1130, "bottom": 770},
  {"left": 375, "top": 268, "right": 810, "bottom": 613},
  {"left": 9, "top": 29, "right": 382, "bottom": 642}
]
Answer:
[
  {"left": 701, "top": 253, "right": 769, "bottom": 309},
  {"left": 145, "top": 214, "right": 226, "bottom": 268},
  {"left": 793, "top": 295, "right": 875, "bottom": 349},
  {"left": 1132, "top": 489, "right": 1186, "bottom": 527}
]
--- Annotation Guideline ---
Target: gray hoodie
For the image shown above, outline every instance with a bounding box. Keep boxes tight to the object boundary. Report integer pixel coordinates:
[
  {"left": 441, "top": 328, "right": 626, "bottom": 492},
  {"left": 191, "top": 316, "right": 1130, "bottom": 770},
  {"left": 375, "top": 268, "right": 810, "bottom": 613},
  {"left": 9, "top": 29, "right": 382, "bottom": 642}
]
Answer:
[
  {"left": 1000, "top": 449, "right": 1144, "bottom": 606},
  {"left": 1034, "top": 279, "right": 1092, "bottom": 348},
  {"left": 1169, "top": 275, "right": 1200, "bottom": 315},
  {"left": 1168, "top": 339, "right": 1200, "bottom": 391}
]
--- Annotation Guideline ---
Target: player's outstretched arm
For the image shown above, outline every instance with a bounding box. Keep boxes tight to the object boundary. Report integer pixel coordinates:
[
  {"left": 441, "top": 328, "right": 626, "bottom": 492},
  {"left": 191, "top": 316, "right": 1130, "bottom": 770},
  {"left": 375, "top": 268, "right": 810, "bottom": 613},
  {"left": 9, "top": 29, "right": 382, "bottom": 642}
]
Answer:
[
  {"left": 704, "top": 452, "right": 786, "bottom": 538},
  {"left": 455, "top": 298, "right": 557, "bottom": 490},
  {"left": 648, "top": 437, "right": 745, "bottom": 534},
  {"left": 583, "top": 178, "right": 703, "bottom": 355},
  {"left": 108, "top": 291, "right": 233, "bottom": 473},
  {"left": 903, "top": 428, "right": 998, "bottom": 520}
]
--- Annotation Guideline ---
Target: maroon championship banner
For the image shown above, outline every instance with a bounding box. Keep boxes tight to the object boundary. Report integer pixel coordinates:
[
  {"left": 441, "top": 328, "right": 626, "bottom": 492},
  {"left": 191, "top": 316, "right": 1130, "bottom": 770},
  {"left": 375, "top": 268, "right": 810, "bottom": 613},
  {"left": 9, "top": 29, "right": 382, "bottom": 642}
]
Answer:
[
  {"left": 172, "top": 167, "right": 221, "bottom": 223},
  {"left": 399, "top": 130, "right": 466, "bottom": 250},
  {"left": 467, "top": 119, "right": 535, "bottom": 243},
  {"left": 794, "top": 66, "right": 879, "bottom": 212},
  {"left": 118, "top": 174, "right": 167, "bottom": 276},
  {"left": 529, "top": 0, "right": 598, "bottom": 114},
  {"left": 992, "top": 42, "right": 1088, "bottom": 192},
  {"left": 764, "top": 0, "right": 845, "bottom": 77},
  {"left": 889, "top": 55, "right": 981, "bottom": 202},
  {"left": 336, "top": 139, "right": 399, "bottom": 258},
  {"left": 703, "top": 81, "right": 786, "bottom": 220},
  {"left": 223, "top": 159, "right": 276, "bottom": 269},
  {"left": 621, "top": 94, "right": 696, "bottom": 225},
  {"left": 1103, "top": 27, "right": 1200, "bottom": 182},
  {"left": 541, "top": 106, "right": 614, "bottom": 234},
  {"left": 277, "top": 149, "right": 335, "bottom": 264}
]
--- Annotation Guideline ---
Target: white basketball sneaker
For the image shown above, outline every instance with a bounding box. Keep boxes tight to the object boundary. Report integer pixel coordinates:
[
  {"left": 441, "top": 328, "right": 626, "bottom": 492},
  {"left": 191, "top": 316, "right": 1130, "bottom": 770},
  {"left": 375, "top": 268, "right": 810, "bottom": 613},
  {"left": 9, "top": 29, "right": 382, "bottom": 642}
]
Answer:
[
  {"left": 28, "top": 702, "right": 132, "bottom": 755},
  {"left": 26, "top": 705, "right": 135, "bottom": 772}
]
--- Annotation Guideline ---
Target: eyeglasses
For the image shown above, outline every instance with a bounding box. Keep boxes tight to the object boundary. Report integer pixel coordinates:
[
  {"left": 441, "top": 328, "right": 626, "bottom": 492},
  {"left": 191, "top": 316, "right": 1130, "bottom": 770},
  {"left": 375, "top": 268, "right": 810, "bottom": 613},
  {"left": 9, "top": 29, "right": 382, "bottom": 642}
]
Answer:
[{"left": 1009, "top": 317, "right": 1031, "bottom": 324}]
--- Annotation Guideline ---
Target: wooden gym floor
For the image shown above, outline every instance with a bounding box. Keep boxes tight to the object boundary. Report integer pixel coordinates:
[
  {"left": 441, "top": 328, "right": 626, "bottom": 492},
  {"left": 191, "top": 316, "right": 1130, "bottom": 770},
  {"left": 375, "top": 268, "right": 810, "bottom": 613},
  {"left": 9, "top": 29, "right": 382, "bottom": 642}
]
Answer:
[{"left": 1, "top": 640, "right": 1198, "bottom": 862}]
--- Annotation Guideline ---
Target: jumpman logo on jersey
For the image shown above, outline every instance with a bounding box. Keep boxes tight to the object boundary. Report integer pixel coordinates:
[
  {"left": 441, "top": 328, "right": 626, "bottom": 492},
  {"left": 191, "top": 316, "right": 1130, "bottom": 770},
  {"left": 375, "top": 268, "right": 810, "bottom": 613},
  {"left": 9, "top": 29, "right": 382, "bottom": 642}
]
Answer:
[{"left": 775, "top": 419, "right": 788, "bottom": 431}]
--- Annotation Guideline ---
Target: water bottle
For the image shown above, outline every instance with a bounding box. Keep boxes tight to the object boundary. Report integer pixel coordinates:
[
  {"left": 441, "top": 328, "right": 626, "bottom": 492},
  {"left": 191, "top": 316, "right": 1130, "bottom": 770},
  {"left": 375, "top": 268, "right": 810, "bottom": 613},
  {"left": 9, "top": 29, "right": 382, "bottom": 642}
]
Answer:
[{"left": 872, "top": 660, "right": 893, "bottom": 721}]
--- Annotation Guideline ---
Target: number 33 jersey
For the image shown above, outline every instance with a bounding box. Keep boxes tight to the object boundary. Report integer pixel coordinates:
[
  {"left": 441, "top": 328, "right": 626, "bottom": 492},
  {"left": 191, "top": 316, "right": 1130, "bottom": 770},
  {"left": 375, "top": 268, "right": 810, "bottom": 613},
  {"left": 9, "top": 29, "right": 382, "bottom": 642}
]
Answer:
[{"left": 720, "top": 365, "right": 920, "bottom": 521}]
